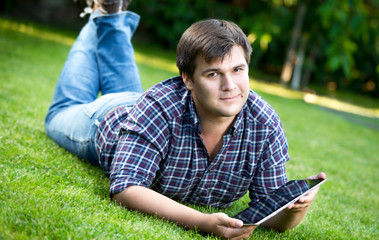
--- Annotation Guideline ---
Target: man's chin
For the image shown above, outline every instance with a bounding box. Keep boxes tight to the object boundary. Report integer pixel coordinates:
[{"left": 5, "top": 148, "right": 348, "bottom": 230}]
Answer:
[{"left": 218, "top": 107, "right": 243, "bottom": 118}]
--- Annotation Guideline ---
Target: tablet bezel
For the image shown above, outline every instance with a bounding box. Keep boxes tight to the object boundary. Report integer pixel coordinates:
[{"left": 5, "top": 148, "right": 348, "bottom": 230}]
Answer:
[{"left": 242, "top": 178, "right": 327, "bottom": 226}]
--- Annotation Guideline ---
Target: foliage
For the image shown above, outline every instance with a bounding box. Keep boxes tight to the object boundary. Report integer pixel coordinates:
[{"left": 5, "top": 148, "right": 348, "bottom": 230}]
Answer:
[
  {"left": 1, "top": 17, "right": 378, "bottom": 239},
  {"left": 130, "top": 0, "right": 378, "bottom": 97},
  {"left": 132, "top": 0, "right": 236, "bottom": 48},
  {"left": 310, "top": 0, "right": 378, "bottom": 96}
]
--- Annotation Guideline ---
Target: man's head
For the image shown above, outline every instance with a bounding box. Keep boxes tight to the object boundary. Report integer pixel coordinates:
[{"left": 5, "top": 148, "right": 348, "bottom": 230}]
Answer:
[
  {"left": 176, "top": 19, "right": 252, "bottom": 80},
  {"left": 176, "top": 19, "right": 252, "bottom": 122}
]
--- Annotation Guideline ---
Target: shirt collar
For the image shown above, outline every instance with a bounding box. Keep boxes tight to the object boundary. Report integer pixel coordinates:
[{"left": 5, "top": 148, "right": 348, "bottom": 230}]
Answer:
[
  {"left": 188, "top": 94, "right": 202, "bottom": 134},
  {"left": 187, "top": 93, "right": 246, "bottom": 136},
  {"left": 231, "top": 105, "right": 245, "bottom": 136}
]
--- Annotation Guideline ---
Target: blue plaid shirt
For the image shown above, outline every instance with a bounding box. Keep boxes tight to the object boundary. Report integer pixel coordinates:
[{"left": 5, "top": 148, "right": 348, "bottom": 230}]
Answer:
[{"left": 96, "top": 76, "right": 289, "bottom": 208}]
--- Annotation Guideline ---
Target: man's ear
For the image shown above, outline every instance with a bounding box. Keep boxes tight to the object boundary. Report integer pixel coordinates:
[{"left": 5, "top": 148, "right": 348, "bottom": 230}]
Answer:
[{"left": 182, "top": 73, "right": 193, "bottom": 90}]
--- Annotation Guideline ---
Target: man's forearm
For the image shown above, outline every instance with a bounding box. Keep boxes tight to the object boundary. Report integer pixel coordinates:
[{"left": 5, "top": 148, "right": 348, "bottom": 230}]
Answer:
[
  {"left": 112, "top": 186, "right": 258, "bottom": 239},
  {"left": 112, "top": 186, "right": 208, "bottom": 230}
]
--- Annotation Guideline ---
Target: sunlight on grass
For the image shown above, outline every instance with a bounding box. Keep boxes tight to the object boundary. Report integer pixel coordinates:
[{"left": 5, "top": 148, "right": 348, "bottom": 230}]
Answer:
[
  {"left": 250, "top": 80, "right": 303, "bottom": 100},
  {"left": 302, "top": 93, "right": 379, "bottom": 118},
  {"left": 250, "top": 79, "right": 379, "bottom": 118},
  {"left": 134, "top": 52, "right": 178, "bottom": 74},
  {"left": 0, "top": 19, "right": 75, "bottom": 46}
]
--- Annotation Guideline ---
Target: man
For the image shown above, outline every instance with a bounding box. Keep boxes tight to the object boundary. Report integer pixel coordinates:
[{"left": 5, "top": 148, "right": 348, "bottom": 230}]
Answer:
[{"left": 45, "top": 1, "right": 325, "bottom": 239}]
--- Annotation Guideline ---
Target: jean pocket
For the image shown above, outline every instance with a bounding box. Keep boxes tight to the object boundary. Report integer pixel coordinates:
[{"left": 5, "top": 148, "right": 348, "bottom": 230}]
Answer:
[
  {"left": 84, "top": 92, "right": 142, "bottom": 119},
  {"left": 83, "top": 103, "right": 100, "bottom": 119},
  {"left": 83, "top": 94, "right": 119, "bottom": 118}
]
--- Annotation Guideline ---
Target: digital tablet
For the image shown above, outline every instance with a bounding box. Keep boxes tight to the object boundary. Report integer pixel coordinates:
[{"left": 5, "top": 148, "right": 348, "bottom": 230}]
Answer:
[{"left": 233, "top": 178, "right": 326, "bottom": 226}]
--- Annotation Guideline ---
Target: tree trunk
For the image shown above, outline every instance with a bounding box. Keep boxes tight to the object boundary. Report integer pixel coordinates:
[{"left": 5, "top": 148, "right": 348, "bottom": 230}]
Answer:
[
  {"left": 291, "top": 36, "right": 307, "bottom": 90},
  {"left": 280, "top": 3, "right": 307, "bottom": 86},
  {"left": 301, "top": 43, "right": 319, "bottom": 89}
]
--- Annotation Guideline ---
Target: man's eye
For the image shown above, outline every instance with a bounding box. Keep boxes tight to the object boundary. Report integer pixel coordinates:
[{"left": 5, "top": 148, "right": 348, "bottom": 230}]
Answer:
[
  {"left": 234, "top": 67, "right": 243, "bottom": 72},
  {"left": 208, "top": 72, "right": 218, "bottom": 78}
]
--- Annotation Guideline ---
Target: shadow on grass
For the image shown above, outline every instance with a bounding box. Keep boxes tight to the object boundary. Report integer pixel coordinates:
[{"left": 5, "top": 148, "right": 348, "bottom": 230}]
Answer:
[{"left": 319, "top": 107, "right": 379, "bottom": 131}]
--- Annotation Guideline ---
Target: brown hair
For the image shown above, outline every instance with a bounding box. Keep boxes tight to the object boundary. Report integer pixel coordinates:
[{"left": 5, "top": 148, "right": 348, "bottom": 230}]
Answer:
[{"left": 176, "top": 19, "right": 252, "bottom": 80}]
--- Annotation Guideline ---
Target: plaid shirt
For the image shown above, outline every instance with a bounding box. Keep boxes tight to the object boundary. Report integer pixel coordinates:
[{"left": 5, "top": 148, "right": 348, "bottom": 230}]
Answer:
[{"left": 96, "top": 76, "right": 289, "bottom": 208}]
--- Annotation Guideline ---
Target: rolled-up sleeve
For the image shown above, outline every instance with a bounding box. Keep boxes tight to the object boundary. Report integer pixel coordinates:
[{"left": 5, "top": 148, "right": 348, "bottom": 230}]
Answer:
[
  {"left": 109, "top": 131, "right": 162, "bottom": 196},
  {"left": 108, "top": 95, "right": 170, "bottom": 196}
]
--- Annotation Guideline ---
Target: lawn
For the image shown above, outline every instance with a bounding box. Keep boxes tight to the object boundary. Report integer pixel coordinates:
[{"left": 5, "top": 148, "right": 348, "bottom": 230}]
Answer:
[{"left": 0, "top": 17, "right": 378, "bottom": 239}]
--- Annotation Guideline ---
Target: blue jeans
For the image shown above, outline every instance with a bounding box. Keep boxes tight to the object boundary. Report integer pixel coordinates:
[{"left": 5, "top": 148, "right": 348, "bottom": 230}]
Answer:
[{"left": 45, "top": 11, "right": 143, "bottom": 165}]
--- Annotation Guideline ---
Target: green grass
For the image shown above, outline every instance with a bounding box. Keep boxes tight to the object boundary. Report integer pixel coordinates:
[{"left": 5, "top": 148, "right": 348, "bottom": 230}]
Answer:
[{"left": 0, "top": 17, "right": 378, "bottom": 239}]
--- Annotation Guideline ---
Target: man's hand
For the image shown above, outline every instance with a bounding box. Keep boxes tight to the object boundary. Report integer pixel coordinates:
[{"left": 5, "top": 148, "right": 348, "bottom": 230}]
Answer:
[
  {"left": 201, "top": 213, "right": 256, "bottom": 240},
  {"left": 262, "top": 172, "right": 326, "bottom": 231},
  {"left": 287, "top": 172, "right": 327, "bottom": 210}
]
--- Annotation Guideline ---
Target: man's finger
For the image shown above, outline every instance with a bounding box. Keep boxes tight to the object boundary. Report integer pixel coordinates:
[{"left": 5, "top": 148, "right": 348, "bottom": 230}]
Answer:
[
  {"left": 230, "top": 218, "right": 243, "bottom": 228},
  {"left": 225, "top": 225, "right": 256, "bottom": 240},
  {"left": 306, "top": 172, "right": 326, "bottom": 180}
]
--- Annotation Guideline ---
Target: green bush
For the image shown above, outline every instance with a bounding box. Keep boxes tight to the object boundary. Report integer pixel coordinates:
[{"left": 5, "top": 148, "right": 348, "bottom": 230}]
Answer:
[{"left": 131, "top": 0, "right": 378, "bottom": 97}]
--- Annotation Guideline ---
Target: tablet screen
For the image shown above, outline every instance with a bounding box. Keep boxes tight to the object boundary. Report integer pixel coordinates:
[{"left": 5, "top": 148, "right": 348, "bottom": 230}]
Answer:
[{"left": 233, "top": 179, "right": 325, "bottom": 225}]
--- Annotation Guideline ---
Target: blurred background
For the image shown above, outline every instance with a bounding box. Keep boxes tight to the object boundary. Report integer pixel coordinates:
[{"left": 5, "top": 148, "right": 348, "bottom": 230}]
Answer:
[{"left": 1, "top": 0, "right": 378, "bottom": 99}]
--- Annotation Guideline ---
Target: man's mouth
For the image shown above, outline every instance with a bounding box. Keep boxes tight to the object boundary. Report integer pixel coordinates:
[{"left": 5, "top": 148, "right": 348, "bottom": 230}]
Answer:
[{"left": 220, "top": 94, "right": 241, "bottom": 101}]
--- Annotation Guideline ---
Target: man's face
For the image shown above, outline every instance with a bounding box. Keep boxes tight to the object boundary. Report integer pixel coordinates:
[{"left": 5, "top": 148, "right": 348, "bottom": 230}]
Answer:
[{"left": 183, "top": 45, "right": 250, "bottom": 122}]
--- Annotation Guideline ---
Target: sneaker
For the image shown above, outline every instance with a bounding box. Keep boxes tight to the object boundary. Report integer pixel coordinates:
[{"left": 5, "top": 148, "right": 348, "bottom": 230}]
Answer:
[
  {"left": 78, "top": 0, "right": 95, "bottom": 18},
  {"left": 78, "top": 0, "right": 132, "bottom": 18},
  {"left": 96, "top": 0, "right": 121, "bottom": 14}
]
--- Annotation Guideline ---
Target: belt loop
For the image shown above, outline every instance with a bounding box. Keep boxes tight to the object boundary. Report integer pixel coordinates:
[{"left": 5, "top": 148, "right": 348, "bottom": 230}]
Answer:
[{"left": 95, "top": 119, "right": 100, "bottom": 127}]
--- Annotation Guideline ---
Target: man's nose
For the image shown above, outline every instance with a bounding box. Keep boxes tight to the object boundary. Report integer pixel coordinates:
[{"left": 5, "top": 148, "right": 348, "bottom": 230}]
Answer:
[{"left": 221, "top": 73, "right": 236, "bottom": 91}]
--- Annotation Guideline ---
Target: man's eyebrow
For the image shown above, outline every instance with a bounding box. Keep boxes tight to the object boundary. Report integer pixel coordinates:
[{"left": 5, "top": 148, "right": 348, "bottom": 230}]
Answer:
[
  {"left": 201, "top": 68, "right": 220, "bottom": 75},
  {"left": 233, "top": 63, "right": 247, "bottom": 69},
  {"left": 201, "top": 63, "right": 247, "bottom": 75}
]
